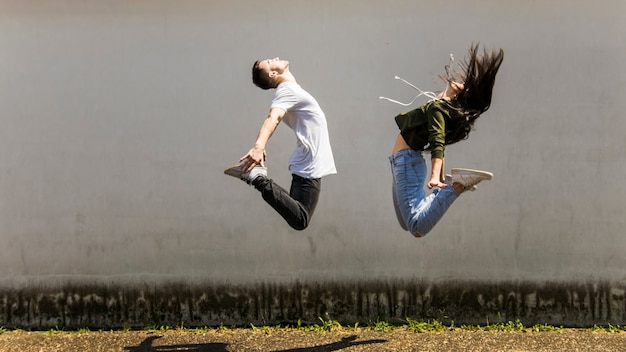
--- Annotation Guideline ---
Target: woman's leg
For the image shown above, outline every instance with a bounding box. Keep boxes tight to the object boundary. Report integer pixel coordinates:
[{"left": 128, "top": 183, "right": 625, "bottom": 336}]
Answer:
[
  {"left": 390, "top": 133, "right": 413, "bottom": 231},
  {"left": 392, "top": 181, "right": 409, "bottom": 231},
  {"left": 390, "top": 149, "right": 459, "bottom": 237}
]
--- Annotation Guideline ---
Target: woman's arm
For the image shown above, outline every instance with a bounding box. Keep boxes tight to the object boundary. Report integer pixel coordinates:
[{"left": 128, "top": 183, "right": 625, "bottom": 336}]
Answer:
[{"left": 428, "top": 157, "right": 448, "bottom": 189}]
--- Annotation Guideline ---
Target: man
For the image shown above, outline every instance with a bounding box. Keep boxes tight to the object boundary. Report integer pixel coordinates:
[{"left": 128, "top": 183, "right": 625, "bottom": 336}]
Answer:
[{"left": 224, "top": 57, "right": 336, "bottom": 230}]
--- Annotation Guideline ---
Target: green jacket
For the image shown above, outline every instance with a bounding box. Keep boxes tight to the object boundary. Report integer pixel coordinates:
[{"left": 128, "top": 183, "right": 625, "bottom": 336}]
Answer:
[{"left": 394, "top": 99, "right": 451, "bottom": 159}]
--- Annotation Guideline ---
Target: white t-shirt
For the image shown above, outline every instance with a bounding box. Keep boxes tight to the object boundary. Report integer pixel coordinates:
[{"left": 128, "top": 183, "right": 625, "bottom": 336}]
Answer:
[{"left": 270, "top": 82, "right": 337, "bottom": 179}]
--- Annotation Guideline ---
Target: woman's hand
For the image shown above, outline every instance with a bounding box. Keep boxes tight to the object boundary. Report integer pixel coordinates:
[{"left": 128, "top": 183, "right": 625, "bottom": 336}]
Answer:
[
  {"left": 427, "top": 176, "right": 448, "bottom": 189},
  {"left": 428, "top": 158, "right": 447, "bottom": 189}
]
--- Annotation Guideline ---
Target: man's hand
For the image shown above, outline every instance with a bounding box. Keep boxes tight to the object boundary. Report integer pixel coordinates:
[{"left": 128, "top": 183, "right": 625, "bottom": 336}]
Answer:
[
  {"left": 240, "top": 145, "right": 266, "bottom": 172},
  {"left": 240, "top": 107, "right": 284, "bottom": 172}
]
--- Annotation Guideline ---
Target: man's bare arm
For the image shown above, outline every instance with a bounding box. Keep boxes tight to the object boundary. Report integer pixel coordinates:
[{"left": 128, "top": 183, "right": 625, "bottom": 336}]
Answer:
[{"left": 240, "top": 107, "right": 286, "bottom": 171}]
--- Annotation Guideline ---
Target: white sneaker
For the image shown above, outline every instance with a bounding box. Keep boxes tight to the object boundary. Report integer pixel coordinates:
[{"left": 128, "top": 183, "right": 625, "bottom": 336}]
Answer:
[
  {"left": 450, "top": 168, "right": 493, "bottom": 190},
  {"left": 224, "top": 163, "right": 268, "bottom": 184},
  {"left": 445, "top": 174, "right": 477, "bottom": 191}
]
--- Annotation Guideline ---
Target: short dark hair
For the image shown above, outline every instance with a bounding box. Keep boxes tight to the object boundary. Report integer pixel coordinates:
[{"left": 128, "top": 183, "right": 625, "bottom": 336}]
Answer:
[{"left": 252, "top": 60, "right": 276, "bottom": 90}]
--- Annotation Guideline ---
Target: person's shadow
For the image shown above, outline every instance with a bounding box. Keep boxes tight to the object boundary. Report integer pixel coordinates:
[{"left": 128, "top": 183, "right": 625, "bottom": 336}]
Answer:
[
  {"left": 271, "top": 335, "right": 387, "bottom": 352},
  {"left": 124, "top": 334, "right": 386, "bottom": 352},
  {"left": 124, "top": 335, "right": 228, "bottom": 352}
]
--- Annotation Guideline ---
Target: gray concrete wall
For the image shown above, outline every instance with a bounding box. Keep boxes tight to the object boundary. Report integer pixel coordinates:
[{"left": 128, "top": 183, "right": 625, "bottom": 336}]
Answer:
[{"left": 1, "top": 0, "right": 625, "bottom": 327}]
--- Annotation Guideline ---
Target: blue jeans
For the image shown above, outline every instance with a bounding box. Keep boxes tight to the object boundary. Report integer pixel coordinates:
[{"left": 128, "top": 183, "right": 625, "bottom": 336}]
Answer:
[{"left": 389, "top": 149, "right": 458, "bottom": 237}]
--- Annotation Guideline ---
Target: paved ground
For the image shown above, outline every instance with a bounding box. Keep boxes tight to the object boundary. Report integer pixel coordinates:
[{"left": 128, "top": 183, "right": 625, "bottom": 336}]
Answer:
[{"left": 1, "top": 328, "right": 625, "bottom": 352}]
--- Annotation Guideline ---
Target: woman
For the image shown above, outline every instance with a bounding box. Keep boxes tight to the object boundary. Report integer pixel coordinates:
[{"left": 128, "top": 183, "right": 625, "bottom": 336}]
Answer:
[{"left": 386, "top": 43, "right": 504, "bottom": 237}]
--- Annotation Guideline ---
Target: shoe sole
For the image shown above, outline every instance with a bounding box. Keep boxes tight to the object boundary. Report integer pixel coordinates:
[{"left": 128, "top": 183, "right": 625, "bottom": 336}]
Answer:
[
  {"left": 450, "top": 168, "right": 493, "bottom": 180},
  {"left": 224, "top": 164, "right": 245, "bottom": 178}
]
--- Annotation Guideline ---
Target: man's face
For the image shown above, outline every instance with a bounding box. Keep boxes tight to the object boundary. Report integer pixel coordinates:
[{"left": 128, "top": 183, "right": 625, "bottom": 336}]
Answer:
[{"left": 259, "top": 57, "right": 289, "bottom": 76}]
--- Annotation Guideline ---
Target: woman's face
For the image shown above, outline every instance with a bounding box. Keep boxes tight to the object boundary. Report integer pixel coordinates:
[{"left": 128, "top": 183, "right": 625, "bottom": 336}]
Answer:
[
  {"left": 448, "top": 81, "right": 464, "bottom": 94},
  {"left": 442, "top": 81, "right": 464, "bottom": 101}
]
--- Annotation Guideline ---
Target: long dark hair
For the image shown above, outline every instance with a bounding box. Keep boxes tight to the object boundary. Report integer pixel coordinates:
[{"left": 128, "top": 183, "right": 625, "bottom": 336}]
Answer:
[{"left": 443, "top": 43, "right": 504, "bottom": 145}]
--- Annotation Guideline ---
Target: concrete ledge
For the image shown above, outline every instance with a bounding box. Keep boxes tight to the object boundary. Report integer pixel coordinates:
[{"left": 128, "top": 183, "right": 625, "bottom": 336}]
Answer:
[{"left": 1, "top": 280, "right": 624, "bottom": 329}]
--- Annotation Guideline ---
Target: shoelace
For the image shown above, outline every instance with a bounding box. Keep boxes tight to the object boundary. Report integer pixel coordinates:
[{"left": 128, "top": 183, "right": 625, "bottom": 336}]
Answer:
[{"left": 379, "top": 54, "right": 456, "bottom": 107}]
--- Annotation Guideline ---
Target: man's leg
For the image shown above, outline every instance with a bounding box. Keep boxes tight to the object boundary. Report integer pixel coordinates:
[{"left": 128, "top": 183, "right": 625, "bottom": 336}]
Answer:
[{"left": 252, "top": 174, "right": 321, "bottom": 230}]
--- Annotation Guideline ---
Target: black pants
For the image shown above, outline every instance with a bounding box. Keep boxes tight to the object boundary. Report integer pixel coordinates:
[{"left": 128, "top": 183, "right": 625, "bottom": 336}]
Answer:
[{"left": 252, "top": 174, "right": 322, "bottom": 230}]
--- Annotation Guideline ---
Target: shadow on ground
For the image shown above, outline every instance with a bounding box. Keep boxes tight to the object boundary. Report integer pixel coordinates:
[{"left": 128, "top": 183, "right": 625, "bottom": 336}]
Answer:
[
  {"left": 124, "top": 335, "right": 227, "bottom": 352},
  {"left": 271, "top": 335, "right": 387, "bottom": 351},
  {"left": 124, "top": 335, "right": 387, "bottom": 352}
]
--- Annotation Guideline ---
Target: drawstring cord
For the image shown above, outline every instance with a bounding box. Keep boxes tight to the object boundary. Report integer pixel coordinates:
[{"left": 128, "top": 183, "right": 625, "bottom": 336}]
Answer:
[
  {"left": 379, "top": 54, "right": 456, "bottom": 107},
  {"left": 378, "top": 76, "right": 439, "bottom": 106}
]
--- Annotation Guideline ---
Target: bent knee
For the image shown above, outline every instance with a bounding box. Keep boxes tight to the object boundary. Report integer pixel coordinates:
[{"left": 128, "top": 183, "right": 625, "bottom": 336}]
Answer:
[
  {"left": 409, "top": 222, "right": 431, "bottom": 238},
  {"left": 289, "top": 220, "right": 309, "bottom": 231},
  {"left": 288, "top": 212, "right": 311, "bottom": 231}
]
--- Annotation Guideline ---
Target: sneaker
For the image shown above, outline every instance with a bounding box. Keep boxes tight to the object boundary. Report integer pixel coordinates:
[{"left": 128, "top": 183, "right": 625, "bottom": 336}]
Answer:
[
  {"left": 450, "top": 168, "right": 493, "bottom": 190},
  {"left": 224, "top": 163, "right": 267, "bottom": 184},
  {"left": 445, "top": 174, "right": 477, "bottom": 191}
]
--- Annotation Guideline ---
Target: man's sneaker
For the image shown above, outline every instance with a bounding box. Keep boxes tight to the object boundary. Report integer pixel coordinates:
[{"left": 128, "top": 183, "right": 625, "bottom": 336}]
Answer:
[
  {"left": 445, "top": 174, "right": 477, "bottom": 191},
  {"left": 450, "top": 168, "right": 493, "bottom": 190},
  {"left": 224, "top": 163, "right": 267, "bottom": 184}
]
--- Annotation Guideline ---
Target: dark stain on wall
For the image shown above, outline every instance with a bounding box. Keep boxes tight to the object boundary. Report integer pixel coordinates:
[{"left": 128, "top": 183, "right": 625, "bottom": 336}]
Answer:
[{"left": 0, "top": 280, "right": 624, "bottom": 329}]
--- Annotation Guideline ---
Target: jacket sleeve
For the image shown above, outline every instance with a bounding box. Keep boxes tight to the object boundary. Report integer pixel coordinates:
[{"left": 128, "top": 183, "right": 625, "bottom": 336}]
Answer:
[{"left": 427, "top": 105, "right": 446, "bottom": 159}]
